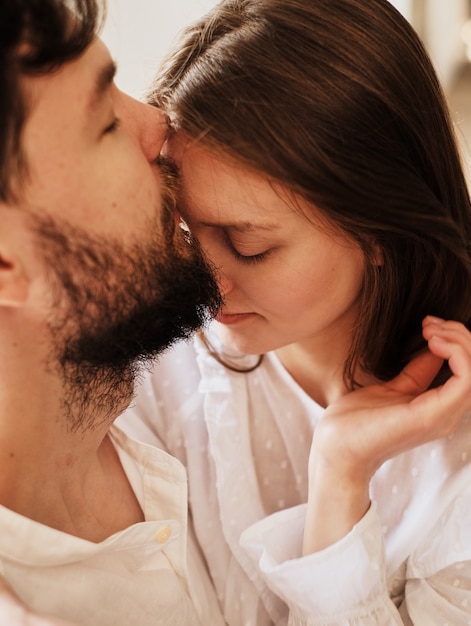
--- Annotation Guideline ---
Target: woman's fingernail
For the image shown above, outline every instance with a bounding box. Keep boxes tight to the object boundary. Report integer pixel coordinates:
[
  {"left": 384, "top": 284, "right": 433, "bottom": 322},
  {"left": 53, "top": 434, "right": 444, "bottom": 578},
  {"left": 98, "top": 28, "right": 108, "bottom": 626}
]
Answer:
[{"left": 424, "top": 315, "right": 445, "bottom": 323}]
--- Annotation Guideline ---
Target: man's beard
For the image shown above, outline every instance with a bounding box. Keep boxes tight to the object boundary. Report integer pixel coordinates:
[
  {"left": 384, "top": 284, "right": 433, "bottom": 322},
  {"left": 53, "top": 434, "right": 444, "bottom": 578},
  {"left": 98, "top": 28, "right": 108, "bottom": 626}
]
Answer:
[{"left": 31, "top": 162, "right": 221, "bottom": 432}]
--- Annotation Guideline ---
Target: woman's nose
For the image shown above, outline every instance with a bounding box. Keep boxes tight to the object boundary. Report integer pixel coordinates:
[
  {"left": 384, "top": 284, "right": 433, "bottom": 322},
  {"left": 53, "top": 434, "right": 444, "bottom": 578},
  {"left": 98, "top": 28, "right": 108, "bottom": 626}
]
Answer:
[{"left": 215, "top": 267, "right": 234, "bottom": 298}]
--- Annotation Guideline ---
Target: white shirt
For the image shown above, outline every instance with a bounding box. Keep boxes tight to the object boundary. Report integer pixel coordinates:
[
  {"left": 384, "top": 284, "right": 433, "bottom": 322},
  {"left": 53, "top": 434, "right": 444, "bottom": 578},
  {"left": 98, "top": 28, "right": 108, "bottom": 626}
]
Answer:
[
  {"left": 125, "top": 326, "right": 471, "bottom": 625},
  {"left": 0, "top": 423, "right": 225, "bottom": 626}
]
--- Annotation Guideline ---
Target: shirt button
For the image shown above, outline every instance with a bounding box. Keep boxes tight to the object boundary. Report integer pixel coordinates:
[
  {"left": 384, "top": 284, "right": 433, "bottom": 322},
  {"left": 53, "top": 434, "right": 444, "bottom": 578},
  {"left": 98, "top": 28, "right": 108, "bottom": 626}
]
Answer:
[{"left": 155, "top": 526, "right": 172, "bottom": 544}]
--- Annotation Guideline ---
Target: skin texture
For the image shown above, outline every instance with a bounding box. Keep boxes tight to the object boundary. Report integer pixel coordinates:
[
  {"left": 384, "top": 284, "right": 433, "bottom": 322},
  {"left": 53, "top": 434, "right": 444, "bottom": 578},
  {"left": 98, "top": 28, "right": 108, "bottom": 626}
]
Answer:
[
  {"left": 20, "top": 38, "right": 167, "bottom": 238},
  {"left": 171, "top": 135, "right": 371, "bottom": 406}
]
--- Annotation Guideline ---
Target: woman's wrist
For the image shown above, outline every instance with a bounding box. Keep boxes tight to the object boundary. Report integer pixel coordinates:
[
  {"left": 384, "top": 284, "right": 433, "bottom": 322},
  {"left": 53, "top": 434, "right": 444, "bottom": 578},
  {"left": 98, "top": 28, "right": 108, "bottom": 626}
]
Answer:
[{"left": 303, "top": 457, "right": 371, "bottom": 555}]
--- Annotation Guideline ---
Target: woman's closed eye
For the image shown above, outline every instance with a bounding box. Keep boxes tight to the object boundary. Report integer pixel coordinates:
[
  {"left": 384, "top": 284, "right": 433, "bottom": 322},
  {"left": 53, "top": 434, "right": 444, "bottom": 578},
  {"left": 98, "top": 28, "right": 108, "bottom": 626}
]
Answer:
[
  {"left": 177, "top": 214, "right": 273, "bottom": 264},
  {"left": 223, "top": 232, "right": 271, "bottom": 264}
]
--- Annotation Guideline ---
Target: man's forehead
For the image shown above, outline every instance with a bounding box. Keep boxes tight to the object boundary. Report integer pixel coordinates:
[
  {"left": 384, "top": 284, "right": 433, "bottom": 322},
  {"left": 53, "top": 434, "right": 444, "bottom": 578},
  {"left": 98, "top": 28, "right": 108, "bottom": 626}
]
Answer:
[
  {"left": 18, "top": 36, "right": 117, "bottom": 181},
  {"left": 86, "top": 58, "right": 117, "bottom": 113},
  {"left": 23, "top": 36, "right": 111, "bottom": 86},
  {"left": 21, "top": 37, "right": 116, "bottom": 120}
]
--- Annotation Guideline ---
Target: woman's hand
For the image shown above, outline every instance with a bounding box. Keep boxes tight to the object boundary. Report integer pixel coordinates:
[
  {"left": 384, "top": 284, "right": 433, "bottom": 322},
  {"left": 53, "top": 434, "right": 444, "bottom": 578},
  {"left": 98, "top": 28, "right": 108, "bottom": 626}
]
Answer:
[
  {"left": 303, "top": 317, "right": 471, "bottom": 554},
  {"left": 0, "top": 577, "right": 78, "bottom": 626}
]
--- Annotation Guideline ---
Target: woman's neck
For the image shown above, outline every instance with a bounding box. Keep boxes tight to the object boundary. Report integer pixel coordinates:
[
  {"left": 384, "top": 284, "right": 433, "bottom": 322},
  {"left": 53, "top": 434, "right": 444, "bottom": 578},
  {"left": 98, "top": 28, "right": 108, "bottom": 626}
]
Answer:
[
  {"left": 276, "top": 335, "right": 379, "bottom": 408},
  {"left": 276, "top": 340, "right": 348, "bottom": 408}
]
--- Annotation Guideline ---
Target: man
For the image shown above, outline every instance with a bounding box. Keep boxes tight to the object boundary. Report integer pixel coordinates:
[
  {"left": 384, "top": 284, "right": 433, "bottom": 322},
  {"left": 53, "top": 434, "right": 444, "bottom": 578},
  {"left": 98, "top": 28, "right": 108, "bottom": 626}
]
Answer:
[{"left": 0, "top": 1, "right": 224, "bottom": 624}]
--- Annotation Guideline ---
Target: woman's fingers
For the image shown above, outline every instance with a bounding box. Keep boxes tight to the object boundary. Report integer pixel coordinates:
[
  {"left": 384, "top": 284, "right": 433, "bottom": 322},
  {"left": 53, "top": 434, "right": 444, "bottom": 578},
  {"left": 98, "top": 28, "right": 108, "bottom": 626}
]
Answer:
[
  {"left": 403, "top": 318, "right": 471, "bottom": 438},
  {"left": 319, "top": 318, "right": 471, "bottom": 467},
  {"left": 423, "top": 317, "right": 471, "bottom": 355},
  {"left": 423, "top": 317, "right": 471, "bottom": 396},
  {"left": 389, "top": 349, "right": 443, "bottom": 396},
  {"left": 366, "top": 317, "right": 471, "bottom": 400}
]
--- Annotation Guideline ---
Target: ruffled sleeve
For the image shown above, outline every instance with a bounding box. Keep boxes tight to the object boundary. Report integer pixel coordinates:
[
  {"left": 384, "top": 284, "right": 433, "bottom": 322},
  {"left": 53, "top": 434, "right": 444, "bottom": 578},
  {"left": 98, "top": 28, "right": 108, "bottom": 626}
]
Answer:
[
  {"left": 240, "top": 466, "right": 471, "bottom": 625},
  {"left": 240, "top": 504, "right": 404, "bottom": 625}
]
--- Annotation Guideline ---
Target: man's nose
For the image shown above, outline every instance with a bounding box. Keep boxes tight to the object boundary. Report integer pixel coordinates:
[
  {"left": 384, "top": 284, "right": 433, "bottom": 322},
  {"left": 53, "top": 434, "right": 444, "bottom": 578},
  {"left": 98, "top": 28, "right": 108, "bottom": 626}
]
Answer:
[{"left": 119, "top": 92, "right": 168, "bottom": 161}]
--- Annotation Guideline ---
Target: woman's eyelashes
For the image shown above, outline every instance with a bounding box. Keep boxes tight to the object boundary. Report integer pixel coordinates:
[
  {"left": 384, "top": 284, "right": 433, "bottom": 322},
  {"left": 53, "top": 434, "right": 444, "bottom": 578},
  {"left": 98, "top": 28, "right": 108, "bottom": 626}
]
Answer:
[
  {"left": 223, "top": 232, "right": 270, "bottom": 264},
  {"left": 177, "top": 215, "right": 271, "bottom": 264}
]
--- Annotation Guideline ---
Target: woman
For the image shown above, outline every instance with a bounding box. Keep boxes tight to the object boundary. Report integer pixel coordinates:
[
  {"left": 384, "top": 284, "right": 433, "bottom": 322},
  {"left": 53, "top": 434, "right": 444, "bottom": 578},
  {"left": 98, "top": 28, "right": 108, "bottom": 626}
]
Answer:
[{"left": 141, "top": 0, "right": 471, "bottom": 624}]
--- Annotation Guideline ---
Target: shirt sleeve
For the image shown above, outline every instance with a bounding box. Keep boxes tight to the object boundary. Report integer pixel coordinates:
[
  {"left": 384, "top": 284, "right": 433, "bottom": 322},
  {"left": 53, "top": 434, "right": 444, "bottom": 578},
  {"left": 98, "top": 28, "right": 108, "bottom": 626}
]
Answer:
[{"left": 240, "top": 504, "right": 407, "bottom": 625}]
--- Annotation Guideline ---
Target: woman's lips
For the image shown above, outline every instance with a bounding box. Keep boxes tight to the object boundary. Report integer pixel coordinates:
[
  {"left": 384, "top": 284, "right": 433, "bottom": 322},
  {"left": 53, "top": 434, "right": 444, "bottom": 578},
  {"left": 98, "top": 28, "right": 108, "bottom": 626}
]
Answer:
[{"left": 215, "top": 311, "right": 257, "bottom": 325}]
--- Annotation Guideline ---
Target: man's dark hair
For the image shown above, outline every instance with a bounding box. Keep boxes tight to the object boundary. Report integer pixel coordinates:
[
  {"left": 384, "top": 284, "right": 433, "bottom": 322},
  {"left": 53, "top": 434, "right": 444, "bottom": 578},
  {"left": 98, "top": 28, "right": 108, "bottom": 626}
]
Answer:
[{"left": 0, "top": 0, "right": 103, "bottom": 200}]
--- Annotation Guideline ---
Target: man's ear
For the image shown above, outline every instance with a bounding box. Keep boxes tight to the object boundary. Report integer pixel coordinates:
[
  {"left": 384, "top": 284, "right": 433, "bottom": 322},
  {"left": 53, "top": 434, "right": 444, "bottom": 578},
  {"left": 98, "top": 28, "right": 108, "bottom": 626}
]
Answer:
[
  {"left": 0, "top": 246, "right": 30, "bottom": 308},
  {"left": 0, "top": 203, "right": 34, "bottom": 308}
]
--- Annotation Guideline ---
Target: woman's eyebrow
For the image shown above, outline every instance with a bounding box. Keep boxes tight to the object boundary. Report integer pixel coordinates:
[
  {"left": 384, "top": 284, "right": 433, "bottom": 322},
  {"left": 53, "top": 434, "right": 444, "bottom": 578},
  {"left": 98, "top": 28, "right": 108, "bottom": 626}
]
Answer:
[
  {"left": 178, "top": 202, "right": 279, "bottom": 233},
  {"left": 197, "top": 220, "right": 280, "bottom": 233}
]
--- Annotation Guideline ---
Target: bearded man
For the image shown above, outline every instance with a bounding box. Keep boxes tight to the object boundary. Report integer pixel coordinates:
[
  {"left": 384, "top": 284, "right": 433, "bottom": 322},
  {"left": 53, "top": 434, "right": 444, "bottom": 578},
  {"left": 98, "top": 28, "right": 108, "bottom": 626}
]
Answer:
[{"left": 0, "top": 1, "right": 224, "bottom": 624}]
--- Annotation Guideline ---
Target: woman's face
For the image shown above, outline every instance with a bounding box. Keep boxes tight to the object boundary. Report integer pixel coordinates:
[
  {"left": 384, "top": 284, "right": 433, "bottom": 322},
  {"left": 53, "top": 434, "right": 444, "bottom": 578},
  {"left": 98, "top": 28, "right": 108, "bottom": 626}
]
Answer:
[{"left": 170, "top": 136, "right": 367, "bottom": 357}]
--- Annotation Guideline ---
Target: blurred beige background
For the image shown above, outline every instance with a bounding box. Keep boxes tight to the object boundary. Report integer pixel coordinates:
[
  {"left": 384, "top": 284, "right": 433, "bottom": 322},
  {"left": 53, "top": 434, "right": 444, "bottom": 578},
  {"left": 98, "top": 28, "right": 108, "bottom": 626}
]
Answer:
[
  {"left": 409, "top": 1, "right": 471, "bottom": 186},
  {"left": 102, "top": 0, "right": 471, "bottom": 187}
]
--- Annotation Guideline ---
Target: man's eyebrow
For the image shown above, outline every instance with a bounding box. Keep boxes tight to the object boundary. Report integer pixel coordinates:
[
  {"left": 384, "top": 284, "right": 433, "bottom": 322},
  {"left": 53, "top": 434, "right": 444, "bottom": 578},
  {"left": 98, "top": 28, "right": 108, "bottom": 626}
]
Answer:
[{"left": 87, "top": 60, "right": 117, "bottom": 112}]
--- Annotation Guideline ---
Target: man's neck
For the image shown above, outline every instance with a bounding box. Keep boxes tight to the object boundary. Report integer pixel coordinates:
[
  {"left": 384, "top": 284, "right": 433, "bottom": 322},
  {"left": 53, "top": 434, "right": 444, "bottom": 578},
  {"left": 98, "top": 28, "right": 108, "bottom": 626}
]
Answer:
[{"left": 0, "top": 369, "right": 143, "bottom": 542}]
